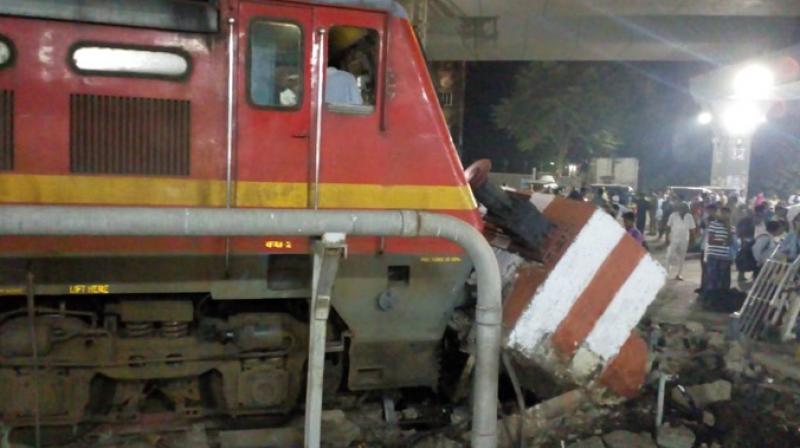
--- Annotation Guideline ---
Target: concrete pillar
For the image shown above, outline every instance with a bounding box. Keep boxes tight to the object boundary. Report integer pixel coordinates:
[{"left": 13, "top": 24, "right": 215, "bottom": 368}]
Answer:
[{"left": 710, "top": 133, "right": 752, "bottom": 197}]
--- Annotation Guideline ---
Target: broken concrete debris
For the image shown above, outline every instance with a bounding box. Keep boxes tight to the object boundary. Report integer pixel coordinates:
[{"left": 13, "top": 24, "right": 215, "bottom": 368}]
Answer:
[
  {"left": 684, "top": 321, "right": 705, "bottom": 336},
  {"left": 566, "top": 435, "right": 605, "bottom": 448},
  {"left": 656, "top": 424, "right": 695, "bottom": 448},
  {"left": 706, "top": 332, "right": 726, "bottom": 351},
  {"left": 701, "top": 410, "right": 715, "bottom": 427},
  {"left": 495, "top": 319, "right": 800, "bottom": 447},
  {"left": 751, "top": 351, "right": 800, "bottom": 382},
  {"left": 321, "top": 409, "right": 362, "bottom": 448},
  {"left": 671, "top": 380, "right": 732, "bottom": 409},
  {"left": 723, "top": 341, "right": 747, "bottom": 375},
  {"left": 686, "top": 380, "right": 732, "bottom": 407},
  {"left": 409, "top": 434, "right": 462, "bottom": 448},
  {"left": 602, "top": 430, "right": 657, "bottom": 448}
]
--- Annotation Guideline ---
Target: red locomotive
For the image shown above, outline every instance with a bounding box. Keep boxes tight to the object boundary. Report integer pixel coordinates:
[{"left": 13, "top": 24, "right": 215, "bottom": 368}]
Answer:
[
  {"left": 0, "top": 0, "right": 485, "bottom": 445},
  {"left": 0, "top": 1, "right": 664, "bottom": 446}
]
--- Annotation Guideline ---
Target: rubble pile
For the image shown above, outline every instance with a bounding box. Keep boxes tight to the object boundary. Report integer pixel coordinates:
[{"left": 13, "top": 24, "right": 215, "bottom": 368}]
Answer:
[
  {"left": 532, "top": 320, "right": 800, "bottom": 448},
  {"left": 314, "top": 395, "right": 468, "bottom": 448},
  {"left": 314, "top": 321, "right": 800, "bottom": 447}
]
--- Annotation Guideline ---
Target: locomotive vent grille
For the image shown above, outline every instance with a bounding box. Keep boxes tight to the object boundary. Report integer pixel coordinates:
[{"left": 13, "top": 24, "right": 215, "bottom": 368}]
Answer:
[
  {"left": 0, "top": 90, "right": 12, "bottom": 170},
  {"left": 70, "top": 94, "right": 190, "bottom": 176}
]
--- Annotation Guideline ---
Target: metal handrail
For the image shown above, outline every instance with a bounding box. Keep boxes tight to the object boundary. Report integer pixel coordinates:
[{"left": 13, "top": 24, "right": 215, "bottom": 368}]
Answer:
[{"left": 311, "top": 28, "right": 327, "bottom": 210}]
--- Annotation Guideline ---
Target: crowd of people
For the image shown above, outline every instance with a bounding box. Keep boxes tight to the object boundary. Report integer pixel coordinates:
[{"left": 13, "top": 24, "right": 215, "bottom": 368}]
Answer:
[
  {"left": 655, "top": 191, "right": 798, "bottom": 278},
  {"left": 564, "top": 185, "right": 800, "bottom": 310},
  {"left": 652, "top": 190, "right": 799, "bottom": 308}
]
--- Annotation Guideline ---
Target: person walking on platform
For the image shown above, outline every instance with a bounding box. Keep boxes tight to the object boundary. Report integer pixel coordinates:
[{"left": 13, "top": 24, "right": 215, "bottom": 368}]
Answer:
[
  {"left": 665, "top": 202, "right": 696, "bottom": 281},
  {"left": 659, "top": 193, "right": 674, "bottom": 241},
  {"left": 704, "top": 207, "right": 734, "bottom": 295},
  {"left": 648, "top": 191, "right": 660, "bottom": 235}
]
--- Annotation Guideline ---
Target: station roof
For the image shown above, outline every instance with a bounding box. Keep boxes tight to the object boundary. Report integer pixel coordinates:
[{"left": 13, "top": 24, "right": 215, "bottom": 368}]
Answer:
[
  {"left": 408, "top": 0, "right": 800, "bottom": 61},
  {"left": 313, "top": 0, "right": 407, "bottom": 17}
]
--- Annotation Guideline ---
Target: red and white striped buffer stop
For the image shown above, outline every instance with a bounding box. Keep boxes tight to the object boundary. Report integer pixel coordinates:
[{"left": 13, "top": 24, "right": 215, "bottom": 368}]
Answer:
[{"left": 501, "top": 193, "right": 666, "bottom": 399}]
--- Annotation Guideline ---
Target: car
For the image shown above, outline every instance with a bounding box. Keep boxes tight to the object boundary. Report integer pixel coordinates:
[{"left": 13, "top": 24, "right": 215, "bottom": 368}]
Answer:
[
  {"left": 668, "top": 186, "right": 712, "bottom": 202},
  {"left": 591, "top": 183, "right": 635, "bottom": 205}
]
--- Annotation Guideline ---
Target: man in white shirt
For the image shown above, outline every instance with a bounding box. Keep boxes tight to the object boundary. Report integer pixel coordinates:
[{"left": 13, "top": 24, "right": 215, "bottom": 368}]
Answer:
[
  {"left": 666, "top": 202, "right": 696, "bottom": 280},
  {"left": 325, "top": 66, "right": 363, "bottom": 105},
  {"left": 656, "top": 196, "right": 664, "bottom": 224},
  {"left": 277, "top": 70, "right": 300, "bottom": 106}
]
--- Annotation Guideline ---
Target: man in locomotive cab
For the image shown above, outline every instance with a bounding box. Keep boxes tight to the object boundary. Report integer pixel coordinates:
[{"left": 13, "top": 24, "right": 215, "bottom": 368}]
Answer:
[
  {"left": 277, "top": 67, "right": 300, "bottom": 106},
  {"left": 325, "top": 64, "right": 363, "bottom": 105},
  {"left": 325, "top": 27, "right": 377, "bottom": 106},
  {"left": 342, "top": 40, "right": 376, "bottom": 102}
]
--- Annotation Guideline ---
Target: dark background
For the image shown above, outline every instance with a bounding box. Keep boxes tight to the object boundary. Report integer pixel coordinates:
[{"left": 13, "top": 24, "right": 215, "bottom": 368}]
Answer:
[{"left": 459, "top": 61, "right": 800, "bottom": 196}]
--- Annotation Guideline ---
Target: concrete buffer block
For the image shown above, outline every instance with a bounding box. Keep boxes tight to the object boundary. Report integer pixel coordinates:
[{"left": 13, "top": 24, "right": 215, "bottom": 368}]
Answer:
[{"left": 502, "top": 194, "right": 666, "bottom": 399}]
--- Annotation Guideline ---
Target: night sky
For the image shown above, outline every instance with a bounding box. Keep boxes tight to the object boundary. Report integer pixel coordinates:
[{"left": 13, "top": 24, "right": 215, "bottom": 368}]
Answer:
[
  {"left": 460, "top": 61, "right": 719, "bottom": 190},
  {"left": 461, "top": 61, "right": 524, "bottom": 171}
]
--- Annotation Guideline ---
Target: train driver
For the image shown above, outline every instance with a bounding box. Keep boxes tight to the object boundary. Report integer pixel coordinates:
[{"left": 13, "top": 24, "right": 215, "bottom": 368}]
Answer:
[{"left": 325, "top": 64, "right": 363, "bottom": 105}]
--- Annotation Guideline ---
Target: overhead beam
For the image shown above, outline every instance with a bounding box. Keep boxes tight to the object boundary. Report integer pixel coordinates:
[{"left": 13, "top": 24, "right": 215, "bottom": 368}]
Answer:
[
  {"left": 424, "top": 15, "right": 798, "bottom": 61},
  {"left": 448, "top": 0, "right": 800, "bottom": 17}
]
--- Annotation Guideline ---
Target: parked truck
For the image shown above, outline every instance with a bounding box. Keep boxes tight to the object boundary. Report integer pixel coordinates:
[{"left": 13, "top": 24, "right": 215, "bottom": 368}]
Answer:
[{"left": 588, "top": 157, "right": 640, "bottom": 190}]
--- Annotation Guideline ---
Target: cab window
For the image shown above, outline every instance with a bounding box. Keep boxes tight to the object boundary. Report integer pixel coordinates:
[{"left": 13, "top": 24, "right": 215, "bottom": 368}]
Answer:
[
  {"left": 249, "top": 19, "right": 303, "bottom": 109},
  {"left": 326, "top": 26, "right": 378, "bottom": 114}
]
